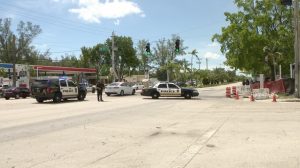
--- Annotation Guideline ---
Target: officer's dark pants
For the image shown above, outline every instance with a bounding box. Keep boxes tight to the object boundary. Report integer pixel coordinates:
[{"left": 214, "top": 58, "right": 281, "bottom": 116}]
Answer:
[{"left": 97, "top": 90, "right": 103, "bottom": 101}]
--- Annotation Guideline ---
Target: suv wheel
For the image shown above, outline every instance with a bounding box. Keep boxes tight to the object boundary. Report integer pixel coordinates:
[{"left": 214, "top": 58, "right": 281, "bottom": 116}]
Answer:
[
  {"left": 78, "top": 92, "right": 85, "bottom": 101},
  {"left": 152, "top": 92, "right": 159, "bottom": 99},
  {"left": 5, "top": 97, "right": 9, "bottom": 100},
  {"left": 36, "top": 98, "right": 44, "bottom": 103},
  {"left": 53, "top": 93, "right": 62, "bottom": 103}
]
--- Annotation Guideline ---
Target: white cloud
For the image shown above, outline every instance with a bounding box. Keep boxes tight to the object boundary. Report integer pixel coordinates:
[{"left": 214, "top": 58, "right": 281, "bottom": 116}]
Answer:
[
  {"left": 67, "top": 0, "right": 144, "bottom": 23},
  {"left": 51, "top": 0, "right": 77, "bottom": 3},
  {"left": 204, "top": 52, "right": 220, "bottom": 60}
]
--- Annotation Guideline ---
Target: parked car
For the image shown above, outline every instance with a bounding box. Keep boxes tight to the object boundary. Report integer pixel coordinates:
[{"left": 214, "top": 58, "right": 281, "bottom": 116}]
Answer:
[
  {"left": 132, "top": 83, "right": 144, "bottom": 90},
  {"left": 0, "top": 84, "right": 10, "bottom": 97},
  {"left": 105, "top": 82, "right": 135, "bottom": 96},
  {"left": 3, "top": 87, "right": 30, "bottom": 100},
  {"left": 79, "top": 83, "right": 93, "bottom": 92}
]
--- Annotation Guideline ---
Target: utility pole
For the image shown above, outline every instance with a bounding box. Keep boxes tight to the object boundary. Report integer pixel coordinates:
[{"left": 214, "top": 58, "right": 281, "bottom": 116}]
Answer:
[
  {"left": 12, "top": 35, "right": 17, "bottom": 87},
  {"left": 191, "top": 54, "right": 193, "bottom": 85},
  {"left": 294, "top": 0, "right": 300, "bottom": 98},
  {"left": 197, "top": 61, "right": 201, "bottom": 70},
  {"left": 167, "top": 52, "right": 173, "bottom": 82},
  {"left": 206, "top": 58, "right": 208, "bottom": 70},
  {"left": 111, "top": 31, "right": 118, "bottom": 82}
]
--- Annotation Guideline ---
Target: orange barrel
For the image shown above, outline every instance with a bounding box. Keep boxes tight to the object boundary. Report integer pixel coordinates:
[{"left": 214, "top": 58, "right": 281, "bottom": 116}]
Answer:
[
  {"left": 232, "top": 86, "right": 237, "bottom": 96},
  {"left": 226, "top": 87, "right": 231, "bottom": 97}
]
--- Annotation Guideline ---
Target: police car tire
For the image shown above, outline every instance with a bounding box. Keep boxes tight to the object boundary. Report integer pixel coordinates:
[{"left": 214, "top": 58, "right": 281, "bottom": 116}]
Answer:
[
  {"left": 152, "top": 92, "right": 159, "bottom": 99},
  {"left": 185, "top": 93, "right": 192, "bottom": 99},
  {"left": 132, "top": 89, "right": 135, "bottom": 95},
  {"left": 120, "top": 90, "right": 124, "bottom": 96},
  {"left": 78, "top": 92, "right": 85, "bottom": 101},
  {"left": 36, "top": 98, "right": 44, "bottom": 103},
  {"left": 53, "top": 93, "right": 62, "bottom": 103},
  {"left": 5, "top": 97, "right": 9, "bottom": 100}
]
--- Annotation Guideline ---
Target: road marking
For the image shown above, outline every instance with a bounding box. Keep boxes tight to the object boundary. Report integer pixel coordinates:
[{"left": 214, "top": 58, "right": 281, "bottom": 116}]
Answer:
[{"left": 169, "top": 117, "right": 231, "bottom": 168}]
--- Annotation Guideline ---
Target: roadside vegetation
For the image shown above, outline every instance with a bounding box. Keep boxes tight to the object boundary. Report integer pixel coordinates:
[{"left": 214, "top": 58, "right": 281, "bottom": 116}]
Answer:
[{"left": 0, "top": 1, "right": 293, "bottom": 85}]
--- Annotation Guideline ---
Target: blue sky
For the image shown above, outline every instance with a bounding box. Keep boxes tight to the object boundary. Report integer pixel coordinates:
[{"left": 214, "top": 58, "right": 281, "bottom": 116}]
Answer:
[{"left": 0, "top": 0, "right": 237, "bottom": 69}]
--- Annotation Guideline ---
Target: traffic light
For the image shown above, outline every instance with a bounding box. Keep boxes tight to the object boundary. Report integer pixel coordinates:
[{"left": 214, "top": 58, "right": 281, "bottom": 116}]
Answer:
[
  {"left": 281, "top": 0, "right": 292, "bottom": 6},
  {"left": 175, "top": 39, "right": 180, "bottom": 53},
  {"left": 146, "top": 43, "right": 150, "bottom": 54}
]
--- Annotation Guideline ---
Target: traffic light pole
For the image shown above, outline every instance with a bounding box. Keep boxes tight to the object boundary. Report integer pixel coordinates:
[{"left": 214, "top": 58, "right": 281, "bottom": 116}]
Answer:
[{"left": 294, "top": 0, "right": 300, "bottom": 98}]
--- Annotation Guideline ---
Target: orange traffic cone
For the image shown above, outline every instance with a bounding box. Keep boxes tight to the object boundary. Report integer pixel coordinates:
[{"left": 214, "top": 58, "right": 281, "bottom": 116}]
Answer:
[
  {"left": 250, "top": 94, "right": 255, "bottom": 102},
  {"left": 272, "top": 94, "right": 277, "bottom": 102}
]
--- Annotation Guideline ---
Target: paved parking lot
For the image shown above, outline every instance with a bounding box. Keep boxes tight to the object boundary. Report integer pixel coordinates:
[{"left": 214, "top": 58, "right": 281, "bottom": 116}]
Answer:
[{"left": 0, "top": 85, "right": 300, "bottom": 168}]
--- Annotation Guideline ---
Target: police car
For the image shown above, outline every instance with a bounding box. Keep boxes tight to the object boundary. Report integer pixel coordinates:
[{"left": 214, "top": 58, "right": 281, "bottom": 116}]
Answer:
[
  {"left": 31, "top": 77, "right": 87, "bottom": 103},
  {"left": 141, "top": 82, "right": 199, "bottom": 99}
]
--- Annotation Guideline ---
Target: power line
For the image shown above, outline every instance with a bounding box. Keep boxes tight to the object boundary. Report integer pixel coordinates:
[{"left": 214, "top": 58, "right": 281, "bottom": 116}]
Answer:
[
  {"left": 0, "top": 4, "right": 112, "bottom": 36},
  {"left": 0, "top": 1, "right": 112, "bottom": 32}
]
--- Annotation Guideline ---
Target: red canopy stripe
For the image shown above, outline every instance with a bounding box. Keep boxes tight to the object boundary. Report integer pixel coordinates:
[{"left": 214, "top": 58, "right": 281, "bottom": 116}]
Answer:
[{"left": 33, "top": 65, "right": 96, "bottom": 73}]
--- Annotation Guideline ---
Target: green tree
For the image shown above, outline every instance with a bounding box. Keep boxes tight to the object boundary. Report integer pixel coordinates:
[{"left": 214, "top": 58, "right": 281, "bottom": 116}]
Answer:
[
  {"left": 136, "top": 40, "right": 152, "bottom": 77},
  {"left": 152, "top": 35, "right": 187, "bottom": 81},
  {"left": 213, "top": 0, "right": 293, "bottom": 79},
  {"left": 0, "top": 68, "right": 7, "bottom": 77},
  {"left": 106, "top": 36, "right": 138, "bottom": 81},
  {"left": 0, "top": 18, "right": 42, "bottom": 86},
  {"left": 80, "top": 43, "right": 111, "bottom": 80}
]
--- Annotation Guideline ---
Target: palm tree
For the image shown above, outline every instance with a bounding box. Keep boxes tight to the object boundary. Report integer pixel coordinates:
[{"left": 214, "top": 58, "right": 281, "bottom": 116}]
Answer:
[
  {"left": 263, "top": 46, "right": 282, "bottom": 80},
  {"left": 189, "top": 49, "right": 201, "bottom": 85}
]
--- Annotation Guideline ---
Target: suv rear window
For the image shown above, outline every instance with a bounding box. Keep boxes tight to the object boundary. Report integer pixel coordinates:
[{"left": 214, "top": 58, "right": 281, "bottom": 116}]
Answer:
[
  {"left": 32, "top": 79, "right": 59, "bottom": 87},
  {"left": 33, "top": 80, "right": 49, "bottom": 86}
]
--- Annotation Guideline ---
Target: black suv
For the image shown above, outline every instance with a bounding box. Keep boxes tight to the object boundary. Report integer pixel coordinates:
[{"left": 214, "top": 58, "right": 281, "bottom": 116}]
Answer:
[{"left": 31, "top": 78, "right": 87, "bottom": 103}]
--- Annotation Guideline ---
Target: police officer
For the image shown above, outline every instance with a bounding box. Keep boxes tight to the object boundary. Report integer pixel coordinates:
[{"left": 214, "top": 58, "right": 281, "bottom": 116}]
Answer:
[{"left": 96, "top": 81, "right": 105, "bottom": 102}]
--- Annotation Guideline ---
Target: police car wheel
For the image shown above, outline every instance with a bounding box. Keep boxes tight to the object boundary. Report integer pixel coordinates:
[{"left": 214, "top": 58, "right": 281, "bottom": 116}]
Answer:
[
  {"left": 152, "top": 92, "right": 159, "bottom": 99},
  {"left": 53, "top": 93, "right": 62, "bottom": 103},
  {"left": 185, "top": 93, "right": 192, "bottom": 99},
  {"left": 132, "top": 89, "right": 135, "bottom": 95},
  {"left": 5, "top": 97, "right": 9, "bottom": 100},
  {"left": 120, "top": 90, "right": 124, "bottom": 96}
]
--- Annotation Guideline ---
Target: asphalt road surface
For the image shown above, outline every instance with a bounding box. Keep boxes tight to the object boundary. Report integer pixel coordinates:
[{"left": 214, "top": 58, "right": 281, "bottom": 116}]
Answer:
[{"left": 0, "top": 84, "right": 299, "bottom": 168}]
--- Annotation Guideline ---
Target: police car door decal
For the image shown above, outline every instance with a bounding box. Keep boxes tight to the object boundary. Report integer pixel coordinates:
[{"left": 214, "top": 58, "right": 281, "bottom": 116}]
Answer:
[
  {"left": 168, "top": 84, "right": 181, "bottom": 96},
  {"left": 59, "top": 80, "right": 68, "bottom": 96},
  {"left": 157, "top": 84, "right": 168, "bottom": 96},
  {"left": 67, "top": 80, "right": 77, "bottom": 95}
]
